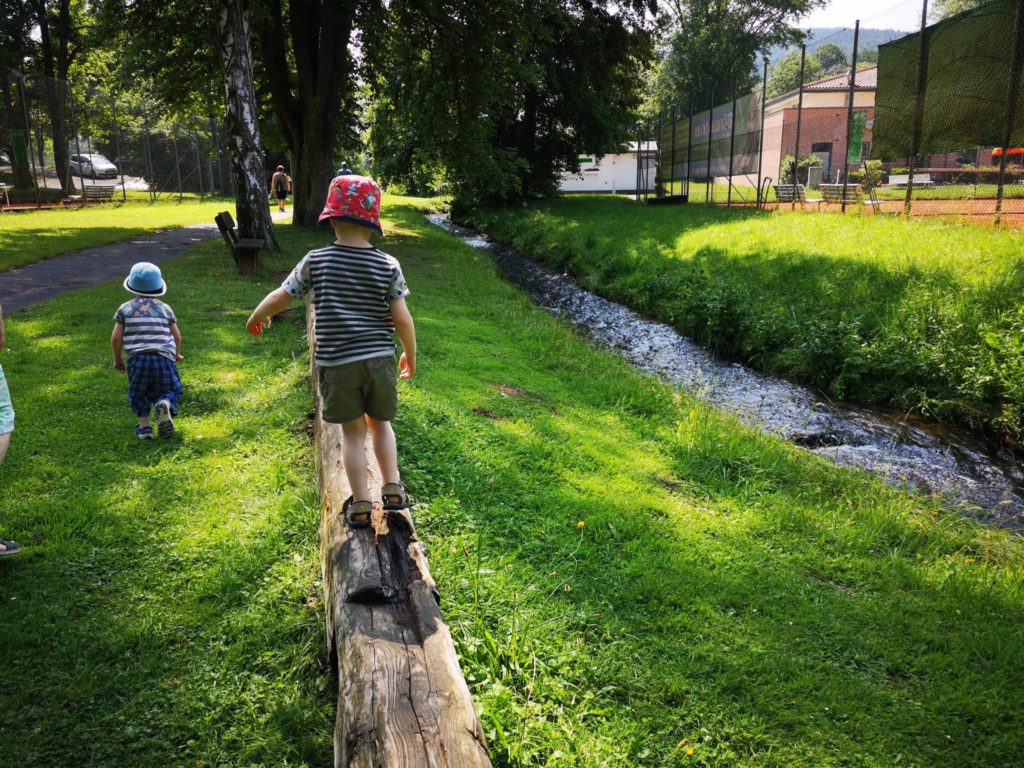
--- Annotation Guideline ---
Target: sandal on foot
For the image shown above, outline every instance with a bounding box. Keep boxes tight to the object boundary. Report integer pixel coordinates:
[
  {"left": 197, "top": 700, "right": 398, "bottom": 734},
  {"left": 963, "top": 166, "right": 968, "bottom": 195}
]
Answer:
[
  {"left": 381, "top": 481, "right": 412, "bottom": 511},
  {"left": 155, "top": 400, "right": 175, "bottom": 438},
  {"left": 135, "top": 425, "right": 154, "bottom": 440},
  {"left": 342, "top": 496, "right": 374, "bottom": 529},
  {"left": 0, "top": 539, "right": 21, "bottom": 557}
]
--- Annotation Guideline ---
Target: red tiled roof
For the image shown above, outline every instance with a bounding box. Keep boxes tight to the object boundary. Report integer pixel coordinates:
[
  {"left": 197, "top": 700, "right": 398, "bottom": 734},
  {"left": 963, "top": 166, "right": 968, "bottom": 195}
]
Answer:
[{"left": 803, "top": 65, "right": 878, "bottom": 91}]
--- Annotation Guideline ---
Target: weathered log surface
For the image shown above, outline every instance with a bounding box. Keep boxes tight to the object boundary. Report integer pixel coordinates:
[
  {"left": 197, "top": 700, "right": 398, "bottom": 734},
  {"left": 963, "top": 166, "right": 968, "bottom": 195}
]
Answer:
[{"left": 310, "top": 308, "right": 491, "bottom": 768}]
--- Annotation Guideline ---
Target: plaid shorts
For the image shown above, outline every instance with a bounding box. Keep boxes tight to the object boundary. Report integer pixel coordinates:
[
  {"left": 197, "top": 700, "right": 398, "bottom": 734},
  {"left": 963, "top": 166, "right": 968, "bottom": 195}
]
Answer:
[
  {"left": 0, "top": 362, "right": 13, "bottom": 435},
  {"left": 127, "top": 353, "right": 182, "bottom": 417}
]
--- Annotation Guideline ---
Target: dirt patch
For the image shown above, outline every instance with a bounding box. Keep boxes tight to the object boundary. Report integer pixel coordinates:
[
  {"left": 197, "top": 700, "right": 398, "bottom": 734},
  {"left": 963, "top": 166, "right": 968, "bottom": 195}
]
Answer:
[
  {"left": 494, "top": 384, "right": 539, "bottom": 401},
  {"left": 472, "top": 407, "right": 500, "bottom": 419}
]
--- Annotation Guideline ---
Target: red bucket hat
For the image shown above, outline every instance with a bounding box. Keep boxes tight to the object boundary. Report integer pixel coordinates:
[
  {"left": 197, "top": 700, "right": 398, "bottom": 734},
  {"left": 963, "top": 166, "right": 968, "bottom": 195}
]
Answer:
[{"left": 319, "top": 175, "right": 383, "bottom": 234}]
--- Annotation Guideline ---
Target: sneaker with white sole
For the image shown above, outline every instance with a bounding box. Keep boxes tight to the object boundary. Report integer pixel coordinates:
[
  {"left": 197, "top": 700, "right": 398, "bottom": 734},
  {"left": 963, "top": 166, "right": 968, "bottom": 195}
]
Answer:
[
  {"left": 155, "top": 400, "right": 175, "bottom": 438},
  {"left": 135, "top": 424, "right": 154, "bottom": 440}
]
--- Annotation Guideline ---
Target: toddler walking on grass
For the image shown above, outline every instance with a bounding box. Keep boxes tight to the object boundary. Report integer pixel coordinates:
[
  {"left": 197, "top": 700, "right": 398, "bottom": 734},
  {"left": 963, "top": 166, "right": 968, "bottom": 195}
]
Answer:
[
  {"left": 111, "top": 263, "right": 184, "bottom": 440},
  {"left": 246, "top": 175, "right": 417, "bottom": 527}
]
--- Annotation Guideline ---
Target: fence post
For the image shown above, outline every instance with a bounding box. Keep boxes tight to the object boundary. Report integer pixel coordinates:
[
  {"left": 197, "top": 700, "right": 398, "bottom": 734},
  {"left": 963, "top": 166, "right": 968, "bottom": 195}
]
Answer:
[
  {"left": 792, "top": 45, "right": 806, "bottom": 211},
  {"left": 727, "top": 78, "right": 738, "bottom": 206},
  {"left": 17, "top": 71, "right": 41, "bottom": 206},
  {"left": 706, "top": 89, "right": 714, "bottom": 204},
  {"left": 842, "top": 20, "right": 861, "bottom": 214},
  {"left": 995, "top": 0, "right": 1024, "bottom": 225},
  {"left": 670, "top": 106, "right": 677, "bottom": 197},
  {"left": 173, "top": 134, "right": 183, "bottom": 201},
  {"left": 685, "top": 97, "right": 693, "bottom": 200},
  {"left": 756, "top": 57, "right": 768, "bottom": 208},
  {"left": 141, "top": 97, "right": 156, "bottom": 202},
  {"left": 110, "top": 94, "right": 128, "bottom": 202},
  {"left": 68, "top": 78, "right": 86, "bottom": 199},
  {"left": 194, "top": 132, "right": 204, "bottom": 200},
  {"left": 904, "top": 0, "right": 930, "bottom": 216},
  {"left": 635, "top": 120, "right": 642, "bottom": 200}
]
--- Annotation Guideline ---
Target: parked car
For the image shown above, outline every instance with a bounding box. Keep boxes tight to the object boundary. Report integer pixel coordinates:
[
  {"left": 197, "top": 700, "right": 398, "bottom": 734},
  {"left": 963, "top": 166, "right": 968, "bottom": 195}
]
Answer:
[{"left": 69, "top": 153, "right": 118, "bottom": 179}]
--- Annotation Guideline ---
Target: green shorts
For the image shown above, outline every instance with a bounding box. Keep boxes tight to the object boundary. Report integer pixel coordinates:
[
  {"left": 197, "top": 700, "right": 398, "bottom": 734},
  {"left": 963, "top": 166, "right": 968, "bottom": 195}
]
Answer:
[
  {"left": 0, "top": 363, "right": 13, "bottom": 435},
  {"left": 318, "top": 356, "right": 398, "bottom": 424}
]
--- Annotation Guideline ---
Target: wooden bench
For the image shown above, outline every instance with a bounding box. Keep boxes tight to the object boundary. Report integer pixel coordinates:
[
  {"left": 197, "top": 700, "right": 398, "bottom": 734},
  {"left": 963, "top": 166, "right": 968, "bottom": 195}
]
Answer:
[
  {"left": 887, "top": 173, "right": 933, "bottom": 187},
  {"left": 820, "top": 183, "right": 864, "bottom": 205},
  {"left": 83, "top": 184, "right": 115, "bottom": 201},
  {"left": 774, "top": 183, "right": 808, "bottom": 203},
  {"left": 214, "top": 210, "right": 263, "bottom": 275}
]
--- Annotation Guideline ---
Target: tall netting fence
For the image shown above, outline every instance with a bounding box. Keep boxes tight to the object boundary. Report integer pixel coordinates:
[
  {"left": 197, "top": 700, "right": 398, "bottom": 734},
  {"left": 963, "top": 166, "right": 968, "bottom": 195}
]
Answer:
[
  {"left": 1, "top": 65, "right": 232, "bottom": 208},
  {"left": 644, "top": 0, "right": 1024, "bottom": 226}
]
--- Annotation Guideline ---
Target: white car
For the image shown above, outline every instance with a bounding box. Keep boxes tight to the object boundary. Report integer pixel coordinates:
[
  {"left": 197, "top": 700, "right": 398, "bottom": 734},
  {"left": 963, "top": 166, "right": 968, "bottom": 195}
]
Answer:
[{"left": 69, "top": 153, "right": 118, "bottom": 179}]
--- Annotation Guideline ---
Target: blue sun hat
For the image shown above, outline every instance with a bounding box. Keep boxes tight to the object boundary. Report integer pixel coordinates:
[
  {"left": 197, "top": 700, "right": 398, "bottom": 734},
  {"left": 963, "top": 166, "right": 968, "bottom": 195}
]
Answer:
[{"left": 123, "top": 262, "right": 167, "bottom": 296}]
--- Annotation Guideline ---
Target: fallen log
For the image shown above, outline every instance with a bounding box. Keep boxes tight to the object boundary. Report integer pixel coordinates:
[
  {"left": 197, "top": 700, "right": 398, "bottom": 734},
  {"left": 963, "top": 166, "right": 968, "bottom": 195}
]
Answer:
[{"left": 310, "top": 308, "right": 492, "bottom": 768}]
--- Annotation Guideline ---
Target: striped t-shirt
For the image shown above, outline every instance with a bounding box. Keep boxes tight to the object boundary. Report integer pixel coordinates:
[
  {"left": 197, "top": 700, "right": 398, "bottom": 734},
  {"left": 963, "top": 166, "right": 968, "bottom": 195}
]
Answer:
[
  {"left": 282, "top": 243, "right": 410, "bottom": 367},
  {"left": 113, "top": 298, "right": 178, "bottom": 362}
]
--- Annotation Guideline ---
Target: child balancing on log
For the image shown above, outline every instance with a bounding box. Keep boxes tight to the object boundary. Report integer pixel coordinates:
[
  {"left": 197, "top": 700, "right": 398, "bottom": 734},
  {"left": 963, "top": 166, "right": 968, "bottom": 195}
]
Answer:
[{"left": 246, "top": 175, "right": 417, "bottom": 528}]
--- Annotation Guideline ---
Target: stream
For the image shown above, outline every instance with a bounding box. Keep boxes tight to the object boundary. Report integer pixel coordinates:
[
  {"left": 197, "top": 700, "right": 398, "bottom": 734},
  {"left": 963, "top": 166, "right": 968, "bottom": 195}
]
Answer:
[{"left": 428, "top": 213, "right": 1024, "bottom": 529}]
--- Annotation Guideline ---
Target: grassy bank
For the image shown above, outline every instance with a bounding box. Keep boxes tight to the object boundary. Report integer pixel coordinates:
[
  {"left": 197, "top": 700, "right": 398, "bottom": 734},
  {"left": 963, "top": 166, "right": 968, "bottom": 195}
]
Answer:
[
  {"left": 470, "top": 196, "right": 1024, "bottom": 444},
  {"left": 3, "top": 198, "right": 1023, "bottom": 766},
  {"left": 0, "top": 198, "right": 234, "bottom": 272}
]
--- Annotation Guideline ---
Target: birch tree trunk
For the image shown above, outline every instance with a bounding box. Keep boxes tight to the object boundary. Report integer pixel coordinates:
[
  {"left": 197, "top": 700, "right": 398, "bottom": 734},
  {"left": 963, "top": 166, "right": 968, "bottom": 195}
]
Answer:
[{"left": 217, "top": 0, "right": 277, "bottom": 249}]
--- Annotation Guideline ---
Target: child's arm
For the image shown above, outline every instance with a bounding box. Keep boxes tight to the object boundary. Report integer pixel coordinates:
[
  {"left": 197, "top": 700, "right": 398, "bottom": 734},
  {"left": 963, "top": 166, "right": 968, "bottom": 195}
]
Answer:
[
  {"left": 390, "top": 298, "right": 416, "bottom": 379},
  {"left": 111, "top": 322, "right": 126, "bottom": 372},
  {"left": 246, "top": 287, "right": 294, "bottom": 336},
  {"left": 171, "top": 323, "right": 184, "bottom": 361}
]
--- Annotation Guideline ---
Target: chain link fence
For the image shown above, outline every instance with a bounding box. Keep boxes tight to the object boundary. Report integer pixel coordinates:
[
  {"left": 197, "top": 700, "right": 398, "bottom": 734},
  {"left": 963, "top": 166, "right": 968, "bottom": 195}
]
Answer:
[
  {"left": 643, "top": 0, "right": 1024, "bottom": 227},
  {"left": 1, "top": 65, "right": 233, "bottom": 208}
]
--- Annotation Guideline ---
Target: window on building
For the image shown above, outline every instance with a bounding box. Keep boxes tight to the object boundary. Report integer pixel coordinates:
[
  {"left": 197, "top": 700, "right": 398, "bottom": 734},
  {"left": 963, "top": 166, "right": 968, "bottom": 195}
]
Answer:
[{"left": 812, "top": 142, "right": 833, "bottom": 153}]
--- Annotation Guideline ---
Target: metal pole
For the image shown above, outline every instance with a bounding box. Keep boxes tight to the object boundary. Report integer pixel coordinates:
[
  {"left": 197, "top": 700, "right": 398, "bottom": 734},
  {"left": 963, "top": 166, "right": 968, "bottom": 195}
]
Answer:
[
  {"left": 110, "top": 94, "right": 127, "bottom": 201},
  {"left": 141, "top": 97, "right": 156, "bottom": 201},
  {"left": 67, "top": 78, "right": 85, "bottom": 200},
  {"left": 727, "top": 78, "right": 738, "bottom": 206},
  {"left": 670, "top": 106, "right": 677, "bottom": 197},
  {"left": 17, "top": 72, "right": 41, "bottom": 205},
  {"left": 706, "top": 89, "right": 714, "bottom": 204},
  {"left": 792, "top": 45, "right": 806, "bottom": 211},
  {"left": 756, "top": 57, "right": 768, "bottom": 208},
  {"left": 173, "top": 134, "right": 183, "bottom": 201},
  {"left": 636, "top": 120, "right": 641, "bottom": 200},
  {"left": 842, "top": 21, "right": 862, "bottom": 214},
  {"left": 194, "top": 133, "right": 204, "bottom": 199},
  {"left": 995, "top": 0, "right": 1024, "bottom": 225},
  {"left": 905, "top": 0, "right": 930, "bottom": 215},
  {"left": 653, "top": 115, "right": 661, "bottom": 199},
  {"left": 685, "top": 97, "right": 693, "bottom": 199}
]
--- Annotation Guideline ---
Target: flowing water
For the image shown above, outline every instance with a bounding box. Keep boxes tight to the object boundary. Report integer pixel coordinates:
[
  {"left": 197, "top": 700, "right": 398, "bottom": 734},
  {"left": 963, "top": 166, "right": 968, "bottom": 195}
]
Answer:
[{"left": 428, "top": 213, "right": 1024, "bottom": 529}]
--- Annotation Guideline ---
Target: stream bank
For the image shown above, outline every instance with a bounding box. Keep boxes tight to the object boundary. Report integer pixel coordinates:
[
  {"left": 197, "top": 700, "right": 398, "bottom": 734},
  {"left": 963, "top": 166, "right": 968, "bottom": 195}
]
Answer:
[{"left": 428, "top": 213, "right": 1024, "bottom": 529}]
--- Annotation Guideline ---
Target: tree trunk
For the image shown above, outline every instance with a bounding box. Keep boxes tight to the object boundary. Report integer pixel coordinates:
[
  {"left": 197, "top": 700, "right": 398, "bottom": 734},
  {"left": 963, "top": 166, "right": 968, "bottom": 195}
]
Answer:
[
  {"left": 309, "top": 308, "right": 493, "bottom": 768},
  {"left": 256, "top": 0, "right": 360, "bottom": 226},
  {"left": 216, "top": 0, "right": 277, "bottom": 249}
]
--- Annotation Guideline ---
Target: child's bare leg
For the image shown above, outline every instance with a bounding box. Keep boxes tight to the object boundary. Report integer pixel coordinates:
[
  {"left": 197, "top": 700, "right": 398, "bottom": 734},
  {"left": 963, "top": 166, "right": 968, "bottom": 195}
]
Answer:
[
  {"left": 341, "top": 416, "right": 370, "bottom": 501},
  {"left": 366, "top": 416, "right": 400, "bottom": 485},
  {"left": 0, "top": 431, "right": 10, "bottom": 464},
  {"left": 138, "top": 416, "right": 151, "bottom": 427}
]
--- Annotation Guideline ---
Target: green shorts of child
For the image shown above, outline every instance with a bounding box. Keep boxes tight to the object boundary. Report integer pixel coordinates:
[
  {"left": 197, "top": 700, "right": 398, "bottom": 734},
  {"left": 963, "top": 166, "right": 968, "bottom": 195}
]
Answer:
[
  {"left": 318, "top": 355, "right": 398, "bottom": 424},
  {"left": 0, "top": 363, "right": 14, "bottom": 436}
]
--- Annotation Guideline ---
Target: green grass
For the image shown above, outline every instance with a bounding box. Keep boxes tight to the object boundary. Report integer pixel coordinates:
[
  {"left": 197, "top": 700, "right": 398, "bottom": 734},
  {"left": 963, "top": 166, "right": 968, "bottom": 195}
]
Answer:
[
  {"left": 0, "top": 198, "right": 236, "bottom": 273},
  {"left": 2, "top": 197, "right": 1023, "bottom": 766},
  {"left": 470, "top": 195, "right": 1024, "bottom": 444}
]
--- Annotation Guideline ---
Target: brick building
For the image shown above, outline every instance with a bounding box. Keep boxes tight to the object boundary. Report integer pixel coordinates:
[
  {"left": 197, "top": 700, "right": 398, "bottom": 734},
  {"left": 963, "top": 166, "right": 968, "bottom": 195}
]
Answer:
[{"left": 760, "top": 66, "right": 877, "bottom": 186}]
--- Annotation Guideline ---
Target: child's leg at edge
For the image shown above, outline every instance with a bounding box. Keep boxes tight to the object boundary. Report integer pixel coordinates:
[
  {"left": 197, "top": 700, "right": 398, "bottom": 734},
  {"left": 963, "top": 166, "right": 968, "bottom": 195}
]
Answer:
[
  {"left": 341, "top": 416, "right": 371, "bottom": 502},
  {"left": 0, "top": 431, "right": 10, "bottom": 464},
  {"left": 366, "top": 416, "right": 400, "bottom": 487}
]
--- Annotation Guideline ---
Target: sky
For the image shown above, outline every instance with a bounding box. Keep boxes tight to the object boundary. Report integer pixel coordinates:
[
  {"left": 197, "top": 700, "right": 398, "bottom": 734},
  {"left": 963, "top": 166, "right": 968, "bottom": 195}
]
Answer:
[{"left": 798, "top": 0, "right": 926, "bottom": 31}]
